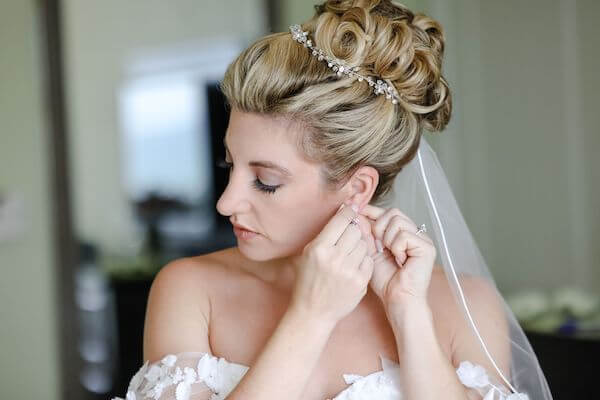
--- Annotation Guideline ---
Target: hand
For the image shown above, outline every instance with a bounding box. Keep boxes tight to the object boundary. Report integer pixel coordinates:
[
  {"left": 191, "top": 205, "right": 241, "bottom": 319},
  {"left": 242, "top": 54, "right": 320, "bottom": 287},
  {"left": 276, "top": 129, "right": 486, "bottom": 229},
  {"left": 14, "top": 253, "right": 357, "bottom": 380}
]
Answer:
[
  {"left": 289, "top": 203, "right": 375, "bottom": 325},
  {"left": 356, "top": 204, "right": 437, "bottom": 305}
]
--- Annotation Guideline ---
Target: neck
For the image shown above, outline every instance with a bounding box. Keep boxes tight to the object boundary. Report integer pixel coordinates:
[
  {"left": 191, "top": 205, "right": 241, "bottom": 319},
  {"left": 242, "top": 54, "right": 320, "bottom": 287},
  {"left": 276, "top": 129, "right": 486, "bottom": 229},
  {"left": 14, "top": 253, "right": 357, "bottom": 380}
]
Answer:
[
  {"left": 234, "top": 247, "right": 299, "bottom": 293},
  {"left": 265, "top": 252, "right": 302, "bottom": 293}
]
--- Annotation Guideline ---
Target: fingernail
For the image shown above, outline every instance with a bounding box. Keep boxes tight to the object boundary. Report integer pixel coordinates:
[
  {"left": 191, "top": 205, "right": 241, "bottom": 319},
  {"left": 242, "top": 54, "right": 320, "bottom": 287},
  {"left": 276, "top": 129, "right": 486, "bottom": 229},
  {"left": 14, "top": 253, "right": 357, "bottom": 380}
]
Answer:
[
  {"left": 351, "top": 203, "right": 359, "bottom": 212},
  {"left": 338, "top": 203, "right": 345, "bottom": 212},
  {"left": 375, "top": 239, "right": 383, "bottom": 253}
]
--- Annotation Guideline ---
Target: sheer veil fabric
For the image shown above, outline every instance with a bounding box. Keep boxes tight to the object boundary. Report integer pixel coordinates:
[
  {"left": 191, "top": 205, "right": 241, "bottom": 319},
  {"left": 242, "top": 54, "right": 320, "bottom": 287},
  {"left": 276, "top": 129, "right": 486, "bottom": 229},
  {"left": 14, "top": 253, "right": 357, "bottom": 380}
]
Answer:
[{"left": 379, "top": 136, "right": 553, "bottom": 399}]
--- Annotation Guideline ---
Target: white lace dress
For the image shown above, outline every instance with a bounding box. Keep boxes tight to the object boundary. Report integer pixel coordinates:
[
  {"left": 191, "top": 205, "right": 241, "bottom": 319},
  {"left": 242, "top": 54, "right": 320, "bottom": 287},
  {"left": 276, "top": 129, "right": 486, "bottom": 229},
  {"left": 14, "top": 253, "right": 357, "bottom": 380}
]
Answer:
[{"left": 112, "top": 352, "right": 529, "bottom": 400}]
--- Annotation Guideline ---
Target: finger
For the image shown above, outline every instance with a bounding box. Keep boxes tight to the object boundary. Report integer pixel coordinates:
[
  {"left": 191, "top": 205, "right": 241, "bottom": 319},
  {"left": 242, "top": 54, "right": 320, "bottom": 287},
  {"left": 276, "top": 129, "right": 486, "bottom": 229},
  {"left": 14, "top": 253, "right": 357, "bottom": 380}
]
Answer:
[
  {"left": 358, "top": 254, "right": 374, "bottom": 281},
  {"left": 380, "top": 215, "right": 433, "bottom": 247},
  {"left": 382, "top": 216, "right": 407, "bottom": 264},
  {"left": 372, "top": 209, "right": 418, "bottom": 241},
  {"left": 354, "top": 214, "right": 377, "bottom": 256},
  {"left": 415, "top": 229, "right": 434, "bottom": 245},
  {"left": 390, "top": 230, "right": 437, "bottom": 262},
  {"left": 395, "top": 252, "right": 407, "bottom": 266},
  {"left": 359, "top": 204, "right": 386, "bottom": 221},
  {"left": 361, "top": 204, "right": 417, "bottom": 224},
  {"left": 335, "top": 223, "right": 362, "bottom": 255},
  {"left": 316, "top": 203, "right": 358, "bottom": 247},
  {"left": 347, "top": 239, "right": 368, "bottom": 269},
  {"left": 362, "top": 205, "right": 434, "bottom": 245},
  {"left": 382, "top": 215, "right": 410, "bottom": 250}
]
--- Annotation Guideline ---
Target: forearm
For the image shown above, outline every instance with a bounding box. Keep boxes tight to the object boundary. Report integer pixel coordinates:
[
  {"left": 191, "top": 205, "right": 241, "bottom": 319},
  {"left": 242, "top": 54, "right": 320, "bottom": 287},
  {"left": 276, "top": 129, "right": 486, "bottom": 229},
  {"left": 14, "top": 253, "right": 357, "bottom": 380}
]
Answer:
[
  {"left": 226, "top": 306, "right": 336, "bottom": 400},
  {"left": 385, "top": 299, "right": 469, "bottom": 400}
]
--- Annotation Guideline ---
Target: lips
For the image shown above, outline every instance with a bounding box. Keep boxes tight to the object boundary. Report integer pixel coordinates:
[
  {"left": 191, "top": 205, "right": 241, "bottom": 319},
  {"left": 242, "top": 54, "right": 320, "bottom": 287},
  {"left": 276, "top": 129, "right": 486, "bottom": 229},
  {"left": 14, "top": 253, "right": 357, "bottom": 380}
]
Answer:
[{"left": 230, "top": 220, "right": 256, "bottom": 233}]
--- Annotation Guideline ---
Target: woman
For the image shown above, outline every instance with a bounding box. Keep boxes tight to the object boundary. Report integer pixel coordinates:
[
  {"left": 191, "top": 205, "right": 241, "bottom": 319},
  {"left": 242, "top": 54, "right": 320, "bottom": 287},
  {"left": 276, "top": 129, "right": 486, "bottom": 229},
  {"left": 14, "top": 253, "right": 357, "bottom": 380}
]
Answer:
[{"left": 114, "top": 1, "right": 551, "bottom": 399}]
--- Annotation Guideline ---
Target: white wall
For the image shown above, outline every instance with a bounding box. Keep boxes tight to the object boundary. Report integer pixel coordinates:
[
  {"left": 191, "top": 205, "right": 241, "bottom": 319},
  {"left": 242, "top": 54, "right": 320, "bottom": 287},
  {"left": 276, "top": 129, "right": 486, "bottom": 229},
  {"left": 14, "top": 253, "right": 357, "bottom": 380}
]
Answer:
[
  {"left": 0, "top": 1, "right": 60, "bottom": 398},
  {"left": 279, "top": 0, "right": 421, "bottom": 32},
  {"left": 417, "top": 0, "right": 599, "bottom": 293},
  {"left": 62, "top": 0, "right": 267, "bottom": 255}
]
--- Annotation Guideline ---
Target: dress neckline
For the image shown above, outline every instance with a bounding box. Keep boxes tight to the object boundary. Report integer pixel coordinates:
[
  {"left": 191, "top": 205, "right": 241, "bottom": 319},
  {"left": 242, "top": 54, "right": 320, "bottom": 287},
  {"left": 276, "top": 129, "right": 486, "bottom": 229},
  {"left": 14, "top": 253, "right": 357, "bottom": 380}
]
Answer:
[
  {"left": 210, "top": 350, "right": 400, "bottom": 373},
  {"left": 200, "top": 351, "right": 402, "bottom": 399}
]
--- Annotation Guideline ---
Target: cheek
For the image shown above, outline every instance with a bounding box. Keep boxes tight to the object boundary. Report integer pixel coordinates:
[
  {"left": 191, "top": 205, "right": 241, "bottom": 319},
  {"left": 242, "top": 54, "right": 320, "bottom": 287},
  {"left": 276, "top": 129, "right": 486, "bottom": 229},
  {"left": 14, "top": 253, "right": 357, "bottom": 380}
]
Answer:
[{"left": 276, "top": 197, "right": 336, "bottom": 245}]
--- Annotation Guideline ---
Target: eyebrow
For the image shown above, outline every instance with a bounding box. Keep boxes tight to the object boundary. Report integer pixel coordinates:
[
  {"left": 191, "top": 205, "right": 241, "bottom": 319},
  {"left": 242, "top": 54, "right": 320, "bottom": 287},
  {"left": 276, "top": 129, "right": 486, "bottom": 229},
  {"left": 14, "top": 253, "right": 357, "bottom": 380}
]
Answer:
[{"left": 223, "top": 135, "right": 292, "bottom": 177}]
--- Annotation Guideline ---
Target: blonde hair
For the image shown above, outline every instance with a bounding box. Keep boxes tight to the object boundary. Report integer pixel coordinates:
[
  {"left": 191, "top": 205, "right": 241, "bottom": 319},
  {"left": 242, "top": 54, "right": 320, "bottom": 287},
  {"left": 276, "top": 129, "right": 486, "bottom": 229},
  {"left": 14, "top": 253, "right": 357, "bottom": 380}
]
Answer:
[{"left": 220, "top": 0, "right": 452, "bottom": 205}]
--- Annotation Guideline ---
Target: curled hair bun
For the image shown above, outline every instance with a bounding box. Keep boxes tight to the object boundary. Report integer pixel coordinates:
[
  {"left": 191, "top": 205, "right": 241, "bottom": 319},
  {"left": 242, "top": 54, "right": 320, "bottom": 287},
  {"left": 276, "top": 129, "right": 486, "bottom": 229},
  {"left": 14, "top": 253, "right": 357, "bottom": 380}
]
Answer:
[
  {"left": 309, "top": 0, "right": 451, "bottom": 132},
  {"left": 220, "top": 0, "right": 453, "bottom": 203}
]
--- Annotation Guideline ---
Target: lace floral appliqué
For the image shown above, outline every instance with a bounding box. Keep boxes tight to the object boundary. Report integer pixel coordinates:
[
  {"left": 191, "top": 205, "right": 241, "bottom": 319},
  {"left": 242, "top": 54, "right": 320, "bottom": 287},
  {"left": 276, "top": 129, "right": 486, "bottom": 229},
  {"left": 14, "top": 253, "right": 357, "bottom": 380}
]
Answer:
[
  {"left": 114, "top": 353, "right": 529, "bottom": 400},
  {"left": 111, "top": 353, "right": 249, "bottom": 400},
  {"left": 456, "top": 361, "right": 530, "bottom": 400}
]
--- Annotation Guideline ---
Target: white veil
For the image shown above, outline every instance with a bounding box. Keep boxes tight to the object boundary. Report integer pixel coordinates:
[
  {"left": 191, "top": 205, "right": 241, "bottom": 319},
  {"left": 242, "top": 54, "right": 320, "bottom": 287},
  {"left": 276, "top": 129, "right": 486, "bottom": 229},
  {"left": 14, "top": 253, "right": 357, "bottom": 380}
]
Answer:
[{"left": 379, "top": 136, "right": 553, "bottom": 399}]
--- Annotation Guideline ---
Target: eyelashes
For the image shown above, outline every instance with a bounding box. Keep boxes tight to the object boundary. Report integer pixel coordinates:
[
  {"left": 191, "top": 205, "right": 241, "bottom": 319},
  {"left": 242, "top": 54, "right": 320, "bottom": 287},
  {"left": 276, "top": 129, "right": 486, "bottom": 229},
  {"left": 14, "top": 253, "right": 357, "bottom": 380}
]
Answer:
[
  {"left": 217, "top": 158, "right": 281, "bottom": 195},
  {"left": 252, "top": 179, "right": 280, "bottom": 194}
]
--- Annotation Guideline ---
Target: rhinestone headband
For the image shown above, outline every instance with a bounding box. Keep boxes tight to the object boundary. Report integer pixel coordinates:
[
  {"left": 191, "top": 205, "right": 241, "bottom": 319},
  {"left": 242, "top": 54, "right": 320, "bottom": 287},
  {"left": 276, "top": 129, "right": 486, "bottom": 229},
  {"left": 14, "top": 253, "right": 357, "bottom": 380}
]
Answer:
[{"left": 289, "top": 24, "right": 402, "bottom": 105}]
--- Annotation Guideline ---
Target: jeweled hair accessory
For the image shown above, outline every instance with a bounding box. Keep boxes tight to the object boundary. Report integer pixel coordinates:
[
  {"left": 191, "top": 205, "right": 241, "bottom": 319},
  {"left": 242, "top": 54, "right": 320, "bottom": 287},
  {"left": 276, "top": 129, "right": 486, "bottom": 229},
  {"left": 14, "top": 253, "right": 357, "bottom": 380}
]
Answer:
[{"left": 289, "top": 24, "right": 403, "bottom": 105}]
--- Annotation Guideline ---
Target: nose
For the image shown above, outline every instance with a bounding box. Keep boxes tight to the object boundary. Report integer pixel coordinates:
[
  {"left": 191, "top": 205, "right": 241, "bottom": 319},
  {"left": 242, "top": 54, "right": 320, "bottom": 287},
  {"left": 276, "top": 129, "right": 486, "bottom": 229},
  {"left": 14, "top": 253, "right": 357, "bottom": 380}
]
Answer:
[{"left": 216, "top": 174, "right": 250, "bottom": 217}]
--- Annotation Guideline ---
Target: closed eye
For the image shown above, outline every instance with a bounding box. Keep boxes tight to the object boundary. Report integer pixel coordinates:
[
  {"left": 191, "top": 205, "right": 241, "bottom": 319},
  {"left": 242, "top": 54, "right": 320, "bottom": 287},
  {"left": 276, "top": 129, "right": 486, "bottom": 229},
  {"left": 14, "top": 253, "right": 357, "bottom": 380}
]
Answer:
[{"left": 217, "top": 158, "right": 281, "bottom": 194}]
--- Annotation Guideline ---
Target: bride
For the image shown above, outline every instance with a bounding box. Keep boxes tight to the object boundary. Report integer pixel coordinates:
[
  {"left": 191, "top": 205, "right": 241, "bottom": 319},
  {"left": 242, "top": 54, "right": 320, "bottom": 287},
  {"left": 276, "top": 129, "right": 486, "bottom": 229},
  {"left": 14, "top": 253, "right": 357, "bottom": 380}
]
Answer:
[{"left": 114, "top": 1, "right": 552, "bottom": 399}]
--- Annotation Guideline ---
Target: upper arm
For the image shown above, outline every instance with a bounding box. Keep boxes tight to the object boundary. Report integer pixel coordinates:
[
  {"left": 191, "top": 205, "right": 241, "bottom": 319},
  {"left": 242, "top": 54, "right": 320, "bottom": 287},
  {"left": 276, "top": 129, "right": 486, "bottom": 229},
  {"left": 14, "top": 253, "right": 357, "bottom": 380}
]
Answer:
[
  {"left": 143, "top": 257, "right": 213, "bottom": 363},
  {"left": 450, "top": 276, "right": 512, "bottom": 392}
]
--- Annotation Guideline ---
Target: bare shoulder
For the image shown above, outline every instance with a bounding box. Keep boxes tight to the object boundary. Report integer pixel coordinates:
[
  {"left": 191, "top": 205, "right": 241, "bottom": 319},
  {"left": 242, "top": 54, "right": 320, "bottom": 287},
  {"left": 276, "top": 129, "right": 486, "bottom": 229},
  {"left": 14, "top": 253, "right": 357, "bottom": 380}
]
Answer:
[
  {"left": 427, "top": 265, "right": 455, "bottom": 309},
  {"left": 152, "top": 247, "right": 244, "bottom": 292},
  {"left": 428, "top": 264, "right": 501, "bottom": 313},
  {"left": 431, "top": 267, "right": 511, "bottom": 379},
  {"left": 142, "top": 247, "right": 240, "bottom": 362},
  {"left": 148, "top": 252, "right": 222, "bottom": 298},
  {"left": 427, "top": 264, "right": 508, "bottom": 362}
]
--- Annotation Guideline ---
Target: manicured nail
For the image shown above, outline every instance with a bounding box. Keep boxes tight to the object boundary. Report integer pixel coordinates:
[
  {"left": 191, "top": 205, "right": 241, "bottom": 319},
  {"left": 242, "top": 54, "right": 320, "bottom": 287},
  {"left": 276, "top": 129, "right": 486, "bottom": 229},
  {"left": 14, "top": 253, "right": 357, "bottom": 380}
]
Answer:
[
  {"left": 338, "top": 203, "right": 345, "bottom": 212},
  {"left": 375, "top": 239, "right": 383, "bottom": 253},
  {"left": 351, "top": 203, "right": 359, "bottom": 212}
]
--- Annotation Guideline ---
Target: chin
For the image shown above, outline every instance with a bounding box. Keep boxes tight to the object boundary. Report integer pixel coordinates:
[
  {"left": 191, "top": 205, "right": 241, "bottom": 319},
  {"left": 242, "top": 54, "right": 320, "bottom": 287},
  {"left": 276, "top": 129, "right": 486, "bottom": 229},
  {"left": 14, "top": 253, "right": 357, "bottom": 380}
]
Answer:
[{"left": 236, "top": 239, "right": 302, "bottom": 262}]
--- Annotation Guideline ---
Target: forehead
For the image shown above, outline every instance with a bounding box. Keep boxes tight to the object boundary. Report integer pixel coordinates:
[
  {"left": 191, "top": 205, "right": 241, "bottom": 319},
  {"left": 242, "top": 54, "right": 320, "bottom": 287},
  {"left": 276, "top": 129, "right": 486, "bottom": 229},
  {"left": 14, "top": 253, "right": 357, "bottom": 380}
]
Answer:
[{"left": 224, "top": 110, "right": 312, "bottom": 166}]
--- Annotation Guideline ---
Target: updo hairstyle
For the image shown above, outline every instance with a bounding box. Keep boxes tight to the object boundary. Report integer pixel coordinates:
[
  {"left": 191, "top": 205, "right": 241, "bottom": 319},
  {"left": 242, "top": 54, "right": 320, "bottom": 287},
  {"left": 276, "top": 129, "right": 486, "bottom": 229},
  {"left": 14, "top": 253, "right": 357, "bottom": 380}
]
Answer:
[{"left": 220, "top": 0, "right": 452, "bottom": 205}]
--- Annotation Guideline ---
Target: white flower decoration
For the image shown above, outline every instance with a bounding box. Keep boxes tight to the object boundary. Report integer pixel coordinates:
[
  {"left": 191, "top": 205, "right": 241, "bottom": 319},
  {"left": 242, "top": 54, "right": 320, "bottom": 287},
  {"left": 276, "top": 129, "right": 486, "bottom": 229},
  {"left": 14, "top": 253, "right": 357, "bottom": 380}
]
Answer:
[
  {"left": 172, "top": 366, "right": 184, "bottom": 385},
  {"left": 183, "top": 366, "right": 197, "bottom": 383},
  {"left": 175, "top": 381, "right": 192, "bottom": 400},
  {"left": 127, "top": 361, "right": 149, "bottom": 393},
  {"left": 456, "top": 361, "right": 490, "bottom": 388},
  {"left": 161, "top": 354, "right": 178, "bottom": 367},
  {"left": 144, "top": 364, "right": 163, "bottom": 383}
]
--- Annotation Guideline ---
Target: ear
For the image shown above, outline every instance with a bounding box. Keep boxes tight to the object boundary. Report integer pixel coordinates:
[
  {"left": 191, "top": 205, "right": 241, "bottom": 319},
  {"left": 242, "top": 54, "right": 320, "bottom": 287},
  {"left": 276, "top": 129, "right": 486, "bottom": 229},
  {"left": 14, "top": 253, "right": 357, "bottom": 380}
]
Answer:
[{"left": 343, "top": 165, "right": 379, "bottom": 210}]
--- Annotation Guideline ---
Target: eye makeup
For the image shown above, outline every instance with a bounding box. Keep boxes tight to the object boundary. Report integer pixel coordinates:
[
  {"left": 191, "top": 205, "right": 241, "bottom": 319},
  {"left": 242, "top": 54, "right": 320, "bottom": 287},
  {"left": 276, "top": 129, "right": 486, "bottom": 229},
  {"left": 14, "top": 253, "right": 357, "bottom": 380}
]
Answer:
[{"left": 217, "top": 158, "right": 282, "bottom": 195}]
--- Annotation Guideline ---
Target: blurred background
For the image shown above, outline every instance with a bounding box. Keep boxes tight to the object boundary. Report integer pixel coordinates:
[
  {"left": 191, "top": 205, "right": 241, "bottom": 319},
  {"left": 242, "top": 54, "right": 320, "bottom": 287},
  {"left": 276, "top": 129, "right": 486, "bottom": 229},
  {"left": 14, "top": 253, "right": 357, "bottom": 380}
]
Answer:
[{"left": 0, "top": 0, "right": 598, "bottom": 398}]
